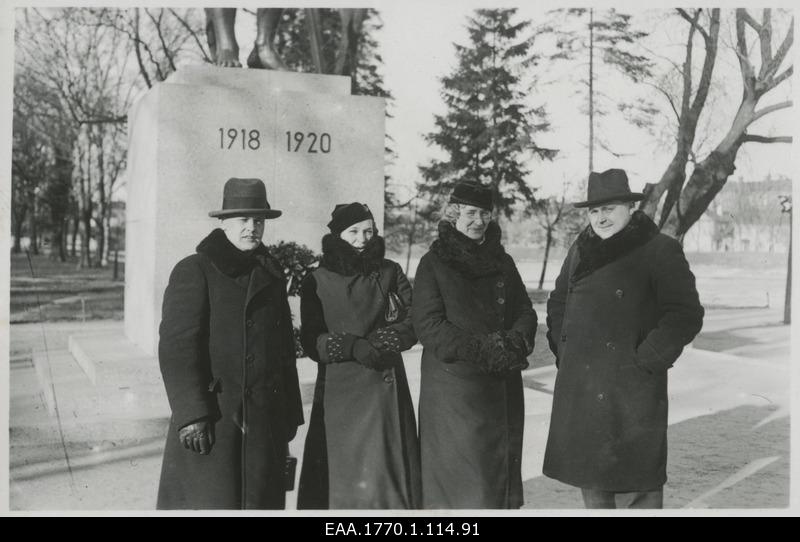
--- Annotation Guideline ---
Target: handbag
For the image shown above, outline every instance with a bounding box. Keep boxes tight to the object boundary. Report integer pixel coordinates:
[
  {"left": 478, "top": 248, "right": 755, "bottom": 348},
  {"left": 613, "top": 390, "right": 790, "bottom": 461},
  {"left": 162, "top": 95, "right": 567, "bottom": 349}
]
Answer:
[
  {"left": 384, "top": 291, "right": 404, "bottom": 323},
  {"left": 375, "top": 275, "right": 406, "bottom": 323}
]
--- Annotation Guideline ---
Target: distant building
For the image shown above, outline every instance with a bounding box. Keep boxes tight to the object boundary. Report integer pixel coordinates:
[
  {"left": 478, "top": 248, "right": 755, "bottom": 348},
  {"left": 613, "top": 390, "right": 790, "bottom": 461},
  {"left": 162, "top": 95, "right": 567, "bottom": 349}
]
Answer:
[{"left": 683, "top": 176, "right": 791, "bottom": 253}]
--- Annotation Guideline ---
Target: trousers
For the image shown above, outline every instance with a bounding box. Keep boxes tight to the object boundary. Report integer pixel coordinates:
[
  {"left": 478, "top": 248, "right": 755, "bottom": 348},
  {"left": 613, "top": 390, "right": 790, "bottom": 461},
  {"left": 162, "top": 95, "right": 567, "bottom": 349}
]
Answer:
[{"left": 580, "top": 487, "right": 664, "bottom": 509}]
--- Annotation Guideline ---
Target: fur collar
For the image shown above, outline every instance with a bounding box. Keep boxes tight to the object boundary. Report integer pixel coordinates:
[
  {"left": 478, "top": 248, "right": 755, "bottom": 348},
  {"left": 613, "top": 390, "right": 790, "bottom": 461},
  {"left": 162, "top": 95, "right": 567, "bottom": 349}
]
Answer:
[
  {"left": 197, "top": 228, "right": 282, "bottom": 279},
  {"left": 430, "top": 220, "right": 506, "bottom": 279},
  {"left": 320, "top": 233, "right": 386, "bottom": 276},
  {"left": 572, "top": 210, "right": 659, "bottom": 281}
]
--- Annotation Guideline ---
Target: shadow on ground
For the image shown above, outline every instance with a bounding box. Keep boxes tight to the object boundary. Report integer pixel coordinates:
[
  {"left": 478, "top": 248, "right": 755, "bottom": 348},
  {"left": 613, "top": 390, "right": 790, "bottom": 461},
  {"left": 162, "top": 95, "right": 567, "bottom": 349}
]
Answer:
[{"left": 522, "top": 404, "right": 789, "bottom": 509}]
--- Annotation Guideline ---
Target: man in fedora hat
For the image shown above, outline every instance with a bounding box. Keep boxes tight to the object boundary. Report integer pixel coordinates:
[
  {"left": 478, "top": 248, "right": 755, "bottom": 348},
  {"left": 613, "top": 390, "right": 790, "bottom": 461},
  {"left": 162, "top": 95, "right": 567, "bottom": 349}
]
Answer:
[
  {"left": 542, "top": 168, "right": 704, "bottom": 509},
  {"left": 157, "top": 177, "right": 304, "bottom": 509}
]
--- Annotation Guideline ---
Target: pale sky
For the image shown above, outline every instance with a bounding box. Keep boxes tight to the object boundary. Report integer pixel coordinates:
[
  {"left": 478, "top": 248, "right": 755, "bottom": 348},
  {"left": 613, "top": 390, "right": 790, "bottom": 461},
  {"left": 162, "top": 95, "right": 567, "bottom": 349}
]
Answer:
[
  {"left": 374, "top": 4, "right": 795, "bottom": 201},
  {"left": 3, "top": 0, "right": 797, "bottom": 207}
]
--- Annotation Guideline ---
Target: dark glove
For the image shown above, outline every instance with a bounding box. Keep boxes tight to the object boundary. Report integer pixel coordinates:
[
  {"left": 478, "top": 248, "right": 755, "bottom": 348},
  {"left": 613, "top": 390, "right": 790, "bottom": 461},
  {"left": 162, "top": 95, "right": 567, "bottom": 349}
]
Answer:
[
  {"left": 503, "top": 330, "right": 531, "bottom": 368},
  {"left": 474, "top": 332, "right": 528, "bottom": 374},
  {"left": 178, "top": 419, "right": 215, "bottom": 455},
  {"left": 353, "top": 338, "right": 385, "bottom": 371},
  {"left": 367, "top": 327, "right": 403, "bottom": 353}
]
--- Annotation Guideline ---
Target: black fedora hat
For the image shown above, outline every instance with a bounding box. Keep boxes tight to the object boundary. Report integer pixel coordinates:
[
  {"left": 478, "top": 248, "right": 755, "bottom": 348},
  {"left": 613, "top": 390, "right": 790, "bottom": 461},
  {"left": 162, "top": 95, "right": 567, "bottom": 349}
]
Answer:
[
  {"left": 573, "top": 168, "right": 644, "bottom": 208},
  {"left": 209, "top": 178, "right": 282, "bottom": 218},
  {"left": 449, "top": 180, "right": 493, "bottom": 211}
]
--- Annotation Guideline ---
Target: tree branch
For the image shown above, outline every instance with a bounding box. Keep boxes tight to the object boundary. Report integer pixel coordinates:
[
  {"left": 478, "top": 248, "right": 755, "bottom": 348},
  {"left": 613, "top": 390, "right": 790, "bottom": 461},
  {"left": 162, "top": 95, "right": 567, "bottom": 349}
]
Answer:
[
  {"left": 758, "top": 9, "right": 772, "bottom": 75},
  {"left": 78, "top": 116, "right": 128, "bottom": 125},
  {"left": 764, "top": 65, "right": 793, "bottom": 93},
  {"left": 735, "top": 10, "right": 757, "bottom": 90},
  {"left": 739, "top": 9, "right": 762, "bottom": 32},
  {"left": 132, "top": 10, "right": 152, "bottom": 88},
  {"left": 168, "top": 8, "right": 212, "bottom": 63},
  {"left": 689, "top": 9, "right": 720, "bottom": 118},
  {"left": 680, "top": 10, "right": 698, "bottom": 118},
  {"left": 752, "top": 100, "right": 792, "bottom": 122},
  {"left": 146, "top": 8, "right": 176, "bottom": 73},
  {"left": 763, "top": 22, "right": 794, "bottom": 82},
  {"left": 676, "top": 8, "right": 709, "bottom": 42},
  {"left": 742, "top": 134, "right": 792, "bottom": 144}
]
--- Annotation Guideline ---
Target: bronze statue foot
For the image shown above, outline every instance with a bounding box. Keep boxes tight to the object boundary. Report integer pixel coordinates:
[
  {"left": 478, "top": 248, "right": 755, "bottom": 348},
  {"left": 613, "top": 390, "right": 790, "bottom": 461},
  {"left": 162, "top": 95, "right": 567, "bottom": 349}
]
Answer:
[
  {"left": 247, "top": 42, "right": 288, "bottom": 70},
  {"left": 215, "top": 48, "right": 242, "bottom": 68}
]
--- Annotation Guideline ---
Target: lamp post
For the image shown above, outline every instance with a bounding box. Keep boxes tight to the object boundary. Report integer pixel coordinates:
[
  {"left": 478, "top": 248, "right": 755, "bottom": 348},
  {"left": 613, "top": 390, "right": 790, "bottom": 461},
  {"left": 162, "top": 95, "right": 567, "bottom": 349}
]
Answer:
[{"left": 779, "top": 195, "right": 792, "bottom": 324}]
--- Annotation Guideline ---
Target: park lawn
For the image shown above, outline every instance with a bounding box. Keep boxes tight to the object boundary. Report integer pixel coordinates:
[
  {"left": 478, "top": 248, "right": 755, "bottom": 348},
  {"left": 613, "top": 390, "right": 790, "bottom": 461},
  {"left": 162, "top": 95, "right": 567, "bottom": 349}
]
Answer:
[{"left": 9, "top": 252, "right": 124, "bottom": 323}]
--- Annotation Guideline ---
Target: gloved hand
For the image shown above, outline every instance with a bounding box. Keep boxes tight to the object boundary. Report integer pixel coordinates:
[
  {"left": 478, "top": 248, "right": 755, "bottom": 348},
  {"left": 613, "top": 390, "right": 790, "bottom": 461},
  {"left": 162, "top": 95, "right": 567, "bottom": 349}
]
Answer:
[
  {"left": 367, "top": 327, "right": 403, "bottom": 353},
  {"left": 353, "top": 338, "right": 384, "bottom": 371},
  {"left": 502, "top": 330, "right": 531, "bottom": 369},
  {"left": 178, "top": 419, "right": 215, "bottom": 455},
  {"left": 474, "top": 332, "right": 528, "bottom": 374}
]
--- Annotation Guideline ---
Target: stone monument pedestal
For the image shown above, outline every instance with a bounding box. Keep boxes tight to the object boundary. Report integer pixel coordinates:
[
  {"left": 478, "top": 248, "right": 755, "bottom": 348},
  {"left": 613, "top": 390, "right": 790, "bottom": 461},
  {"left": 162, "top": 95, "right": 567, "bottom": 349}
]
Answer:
[{"left": 124, "top": 65, "right": 386, "bottom": 355}]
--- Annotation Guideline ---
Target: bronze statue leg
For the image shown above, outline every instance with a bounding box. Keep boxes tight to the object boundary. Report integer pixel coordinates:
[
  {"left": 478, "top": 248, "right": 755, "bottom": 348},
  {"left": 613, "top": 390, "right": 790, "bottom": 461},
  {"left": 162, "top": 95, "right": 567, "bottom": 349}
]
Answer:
[
  {"left": 247, "top": 8, "right": 288, "bottom": 70},
  {"left": 205, "top": 8, "right": 241, "bottom": 68}
]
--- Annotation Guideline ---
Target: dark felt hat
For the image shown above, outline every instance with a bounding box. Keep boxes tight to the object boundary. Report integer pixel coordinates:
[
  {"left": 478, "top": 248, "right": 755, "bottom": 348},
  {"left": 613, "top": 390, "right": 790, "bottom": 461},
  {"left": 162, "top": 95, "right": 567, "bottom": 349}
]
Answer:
[
  {"left": 209, "top": 178, "right": 282, "bottom": 218},
  {"left": 573, "top": 169, "right": 644, "bottom": 208},
  {"left": 449, "top": 180, "right": 493, "bottom": 211},
  {"left": 327, "top": 202, "right": 375, "bottom": 234}
]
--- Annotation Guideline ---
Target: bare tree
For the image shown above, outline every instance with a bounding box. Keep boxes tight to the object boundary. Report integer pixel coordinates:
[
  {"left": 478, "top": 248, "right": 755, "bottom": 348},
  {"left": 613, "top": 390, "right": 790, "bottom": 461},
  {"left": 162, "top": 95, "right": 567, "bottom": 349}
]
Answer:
[
  {"left": 533, "top": 193, "right": 583, "bottom": 289},
  {"left": 641, "top": 9, "right": 792, "bottom": 239}
]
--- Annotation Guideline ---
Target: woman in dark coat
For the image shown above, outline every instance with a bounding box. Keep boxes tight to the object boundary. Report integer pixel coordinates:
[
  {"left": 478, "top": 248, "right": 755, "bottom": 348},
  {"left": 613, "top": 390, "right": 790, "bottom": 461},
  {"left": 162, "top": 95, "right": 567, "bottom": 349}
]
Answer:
[
  {"left": 297, "top": 202, "right": 421, "bottom": 509},
  {"left": 157, "top": 178, "right": 304, "bottom": 510},
  {"left": 543, "top": 169, "right": 704, "bottom": 509},
  {"left": 412, "top": 181, "right": 537, "bottom": 509}
]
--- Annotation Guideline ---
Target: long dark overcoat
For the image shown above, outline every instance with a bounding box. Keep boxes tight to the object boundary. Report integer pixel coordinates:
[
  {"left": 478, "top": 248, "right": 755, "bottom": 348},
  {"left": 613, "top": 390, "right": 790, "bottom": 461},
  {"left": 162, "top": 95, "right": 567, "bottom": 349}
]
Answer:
[
  {"left": 297, "top": 235, "right": 421, "bottom": 509},
  {"left": 412, "top": 221, "right": 537, "bottom": 509},
  {"left": 156, "top": 229, "right": 304, "bottom": 510},
  {"left": 543, "top": 212, "right": 704, "bottom": 492}
]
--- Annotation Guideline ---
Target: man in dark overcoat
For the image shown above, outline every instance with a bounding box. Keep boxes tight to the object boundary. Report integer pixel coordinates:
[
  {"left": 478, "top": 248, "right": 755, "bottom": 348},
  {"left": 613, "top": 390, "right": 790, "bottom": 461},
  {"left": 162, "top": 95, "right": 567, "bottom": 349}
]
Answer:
[
  {"left": 156, "top": 177, "right": 304, "bottom": 510},
  {"left": 543, "top": 169, "right": 704, "bottom": 509}
]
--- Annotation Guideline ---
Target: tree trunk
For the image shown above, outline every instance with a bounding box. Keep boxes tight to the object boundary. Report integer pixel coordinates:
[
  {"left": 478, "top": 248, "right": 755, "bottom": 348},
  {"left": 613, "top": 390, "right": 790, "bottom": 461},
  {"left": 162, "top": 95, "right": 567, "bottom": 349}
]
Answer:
[
  {"left": 102, "top": 211, "right": 113, "bottom": 267},
  {"left": 641, "top": 152, "right": 688, "bottom": 222},
  {"left": 538, "top": 226, "right": 553, "bottom": 290},
  {"left": 641, "top": 9, "right": 720, "bottom": 226},
  {"left": 661, "top": 96, "right": 757, "bottom": 238},
  {"left": 57, "top": 218, "right": 67, "bottom": 262},
  {"left": 80, "top": 209, "right": 93, "bottom": 268},
  {"left": 70, "top": 214, "right": 79, "bottom": 257},
  {"left": 588, "top": 8, "right": 594, "bottom": 175},
  {"left": 29, "top": 198, "right": 39, "bottom": 255},
  {"left": 661, "top": 144, "right": 741, "bottom": 238},
  {"left": 784, "top": 209, "right": 792, "bottom": 324},
  {"left": 405, "top": 202, "right": 418, "bottom": 276},
  {"left": 12, "top": 205, "right": 27, "bottom": 253},
  {"left": 95, "top": 126, "right": 107, "bottom": 268}
]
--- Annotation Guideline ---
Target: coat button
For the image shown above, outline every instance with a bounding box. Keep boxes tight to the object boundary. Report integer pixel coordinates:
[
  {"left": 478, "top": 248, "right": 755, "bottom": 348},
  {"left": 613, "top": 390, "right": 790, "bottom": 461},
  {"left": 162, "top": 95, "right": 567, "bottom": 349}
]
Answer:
[
  {"left": 568, "top": 287, "right": 574, "bottom": 293},
  {"left": 245, "top": 354, "right": 254, "bottom": 364},
  {"left": 597, "top": 393, "right": 605, "bottom": 401},
  {"left": 561, "top": 334, "right": 567, "bottom": 342},
  {"left": 496, "top": 281, "right": 504, "bottom": 288},
  {"left": 246, "top": 320, "right": 254, "bottom": 328},
  {"left": 383, "top": 374, "right": 394, "bottom": 384},
  {"left": 497, "top": 298, "right": 505, "bottom": 305},
  {"left": 616, "top": 289, "right": 624, "bottom": 298},
  {"left": 244, "top": 387, "right": 252, "bottom": 398},
  {"left": 606, "top": 341, "right": 615, "bottom": 350}
]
